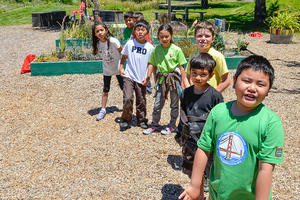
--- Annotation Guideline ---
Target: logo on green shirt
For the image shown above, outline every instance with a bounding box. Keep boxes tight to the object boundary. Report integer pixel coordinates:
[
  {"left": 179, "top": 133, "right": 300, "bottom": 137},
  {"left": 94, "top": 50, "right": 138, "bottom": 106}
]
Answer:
[{"left": 217, "top": 131, "right": 248, "bottom": 166}]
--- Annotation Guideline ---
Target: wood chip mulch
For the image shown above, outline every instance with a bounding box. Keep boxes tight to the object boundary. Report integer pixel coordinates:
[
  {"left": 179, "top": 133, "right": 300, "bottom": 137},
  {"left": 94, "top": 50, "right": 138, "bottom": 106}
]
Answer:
[{"left": 0, "top": 25, "right": 299, "bottom": 199}]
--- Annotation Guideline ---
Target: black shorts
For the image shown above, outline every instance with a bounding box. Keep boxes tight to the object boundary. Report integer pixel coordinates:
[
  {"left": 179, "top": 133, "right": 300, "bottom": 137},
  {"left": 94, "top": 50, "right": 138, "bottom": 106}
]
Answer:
[{"left": 103, "top": 75, "right": 123, "bottom": 92}]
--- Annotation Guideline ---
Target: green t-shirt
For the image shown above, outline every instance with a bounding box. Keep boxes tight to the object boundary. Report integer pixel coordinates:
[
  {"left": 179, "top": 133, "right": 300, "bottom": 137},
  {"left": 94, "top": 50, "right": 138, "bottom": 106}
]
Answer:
[
  {"left": 149, "top": 43, "right": 187, "bottom": 73},
  {"left": 123, "top": 27, "right": 133, "bottom": 44},
  {"left": 149, "top": 43, "right": 186, "bottom": 84},
  {"left": 198, "top": 101, "right": 284, "bottom": 200},
  {"left": 186, "top": 47, "right": 228, "bottom": 88}
]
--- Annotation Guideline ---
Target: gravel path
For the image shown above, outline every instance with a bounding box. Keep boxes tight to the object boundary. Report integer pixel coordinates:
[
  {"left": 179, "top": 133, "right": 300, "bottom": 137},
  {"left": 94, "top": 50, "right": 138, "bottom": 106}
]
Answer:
[{"left": 0, "top": 25, "right": 299, "bottom": 199}]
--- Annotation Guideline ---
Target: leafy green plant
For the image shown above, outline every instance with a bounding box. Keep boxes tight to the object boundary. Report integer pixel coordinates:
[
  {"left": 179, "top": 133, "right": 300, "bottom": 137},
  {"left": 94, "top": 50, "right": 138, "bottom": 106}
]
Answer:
[
  {"left": 268, "top": 12, "right": 300, "bottom": 32},
  {"left": 267, "top": 0, "right": 280, "bottom": 18},
  {"left": 212, "top": 30, "right": 225, "bottom": 52},
  {"left": 235, "top": 36, "right": 249, "bottom": 53},
  {"left": 59, "top": 27, "right": 67, "bottom": 53}
]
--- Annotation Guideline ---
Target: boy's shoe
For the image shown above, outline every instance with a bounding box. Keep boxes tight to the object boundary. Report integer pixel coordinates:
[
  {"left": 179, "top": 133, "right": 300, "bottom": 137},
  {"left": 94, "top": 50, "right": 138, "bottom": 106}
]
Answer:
[
  {"left": 96, "top": 108, "right": 106, "bottom": 121},
  {"left": 204, "top": 177, "right": 209, "bottom": 192},
  {"left": 161, "top": 127, "right": 176, "bottom": 135},
  {"left": 138, "top": 122, "right": 148, "bottom": 129},
  {"left": 143, "top": 126, "right": 158, "bottom": 135},
  {"left": 120, "top": 121, "right": 130, "bottom": 131}
]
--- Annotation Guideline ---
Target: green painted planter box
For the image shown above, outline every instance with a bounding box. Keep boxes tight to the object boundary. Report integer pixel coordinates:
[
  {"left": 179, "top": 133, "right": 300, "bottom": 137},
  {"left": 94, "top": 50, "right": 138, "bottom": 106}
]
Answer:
[
  {"left": 30, "top": 60, "right": 102, "bottom": 76},
  {"left": 30, "top": 54, "right": 243, "bottom": 77},
  {"left": 56, "top": 37, "right": 196, "bottom": 48},
  {"left": 225, "top": 56, "right": 246, "bottom": 70}
]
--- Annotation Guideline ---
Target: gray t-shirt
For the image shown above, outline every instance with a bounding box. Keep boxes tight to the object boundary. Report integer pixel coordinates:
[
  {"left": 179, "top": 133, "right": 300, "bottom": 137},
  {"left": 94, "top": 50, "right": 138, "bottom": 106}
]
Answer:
[
  {"left": 121, "top": 39, "right": 154, "bottom": 83},
  {"left": 98, "top": 37, "right": 121, "bottom": 76}
]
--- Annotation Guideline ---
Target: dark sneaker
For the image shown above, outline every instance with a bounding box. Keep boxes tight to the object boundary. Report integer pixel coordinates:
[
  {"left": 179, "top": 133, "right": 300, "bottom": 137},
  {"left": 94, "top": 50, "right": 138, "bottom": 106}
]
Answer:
[
  {"left": 204, "top": 177, "right": 209, "bottom": 192},
  {"left": 138, "top": 122, "right": 148, "bottom": 129},
  {"left": 120, "top": 121, "right": 129, "bottom": 131}
]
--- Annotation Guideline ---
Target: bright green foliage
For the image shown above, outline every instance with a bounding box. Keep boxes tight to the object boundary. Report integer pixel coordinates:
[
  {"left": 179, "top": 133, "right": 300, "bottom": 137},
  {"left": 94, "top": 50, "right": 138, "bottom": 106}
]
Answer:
[
  {"left": 59, "top": 28, "right": 67, "bottom": 53},
  {"left": 269, "top": 12, "right": 300, "bottom": 32}
]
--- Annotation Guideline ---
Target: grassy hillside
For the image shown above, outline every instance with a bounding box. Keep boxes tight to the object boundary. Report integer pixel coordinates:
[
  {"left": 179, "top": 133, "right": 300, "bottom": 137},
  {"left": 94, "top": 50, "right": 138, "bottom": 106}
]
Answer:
[{"left": 0, "top": 0, "right": 299, "bottom": 33}]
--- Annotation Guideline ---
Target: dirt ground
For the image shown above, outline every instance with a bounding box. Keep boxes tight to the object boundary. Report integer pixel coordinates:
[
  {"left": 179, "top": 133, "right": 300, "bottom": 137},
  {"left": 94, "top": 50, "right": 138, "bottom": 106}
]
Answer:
[{"left": 0, "top": 25, "right": 299, "bottom": 199}]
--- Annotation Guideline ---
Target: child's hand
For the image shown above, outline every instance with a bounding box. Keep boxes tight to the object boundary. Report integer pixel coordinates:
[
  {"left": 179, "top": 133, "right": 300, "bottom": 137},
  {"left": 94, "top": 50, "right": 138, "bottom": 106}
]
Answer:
[
  {"left": 120, "top": 68, "right": 125, "bottom": 77},
  {"left": 141, "top": 77, "right": 149, "bottom": 86},
  {"left": 178, "top": 186, "right": 200, "bottom": 200}
]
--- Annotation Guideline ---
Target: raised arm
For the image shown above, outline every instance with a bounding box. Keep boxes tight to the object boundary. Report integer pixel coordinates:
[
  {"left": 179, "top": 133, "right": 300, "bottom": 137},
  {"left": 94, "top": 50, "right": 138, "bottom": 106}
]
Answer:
[
  {"left": 255, "top": 161, "right": 275, "bottom": 200},
  {"left": 178, "top": 148, "right": 209, "bottom": 200}
]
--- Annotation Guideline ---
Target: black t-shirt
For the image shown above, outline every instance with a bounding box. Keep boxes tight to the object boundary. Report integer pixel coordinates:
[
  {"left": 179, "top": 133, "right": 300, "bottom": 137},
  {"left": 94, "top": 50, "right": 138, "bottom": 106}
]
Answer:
[{"left": 180, "top": 85, "right": 223, "bottom": 134}]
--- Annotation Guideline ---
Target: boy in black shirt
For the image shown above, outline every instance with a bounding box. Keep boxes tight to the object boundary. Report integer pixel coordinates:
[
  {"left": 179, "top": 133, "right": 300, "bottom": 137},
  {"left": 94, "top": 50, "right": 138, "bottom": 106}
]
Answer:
[{"left": 177, "top": 52, "right": 223, "bottom": 197}]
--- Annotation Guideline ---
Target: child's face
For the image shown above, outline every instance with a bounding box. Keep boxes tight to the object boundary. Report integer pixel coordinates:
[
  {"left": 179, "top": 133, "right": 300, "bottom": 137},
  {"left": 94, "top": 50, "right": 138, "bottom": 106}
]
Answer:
[
  {"left": 94, "top": 25, "right": 107, "bottom": 41},
  {"left": 195, "top": 28, "right": 214, "bottom": 52},
  {"left": 158, "top": 30, "right": 172, "bottom": 48},
  {"left": 134, "top": 26, "right": 148, "bottom": 42},
  {"left": 234, "top": 68, "right": 270, "bottom": 112},
  {"left": 190, "top": 68, "right": 213, "bottom": 90},
  {"left": 125, "top": 17, "right": 135, "bottom": 28}
]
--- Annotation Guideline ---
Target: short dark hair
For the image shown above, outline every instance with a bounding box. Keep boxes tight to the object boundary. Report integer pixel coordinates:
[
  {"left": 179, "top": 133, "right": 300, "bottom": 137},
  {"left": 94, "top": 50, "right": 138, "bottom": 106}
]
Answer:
[
  {"left": 190, "top": 52, "right": 216, "bottom": 74},
  {"left": 134, "top": 19, "right": 150, "bottom": 32},
  {"left": 234, "top": 55, "right": 275, "bottom": 88},
  {"left": 124, "top": 11, "right": 134, "bottom": 19},
  {"left": 133, "top": 12, "right": 144, "bottom": 20},
  {"left": 194, "top": 20, "right": 215, "bottom": 37}
]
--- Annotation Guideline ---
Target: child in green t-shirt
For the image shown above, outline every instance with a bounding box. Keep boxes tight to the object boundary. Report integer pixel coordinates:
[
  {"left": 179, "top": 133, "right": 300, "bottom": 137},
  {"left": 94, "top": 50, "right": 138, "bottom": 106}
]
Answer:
[
  {"left": 123, "top": 12, "right": 135, "bottom": 44},
  {"left": 179, "top": 55, "right": 284, "bottom": 200},
  {"left": 142, "top": 24, "right": 188, "bottom": 135}
]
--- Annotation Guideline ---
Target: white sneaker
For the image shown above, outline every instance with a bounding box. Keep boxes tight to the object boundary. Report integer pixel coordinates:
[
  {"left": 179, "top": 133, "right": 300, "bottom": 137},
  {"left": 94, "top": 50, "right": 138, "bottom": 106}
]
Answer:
[
  {"left": 143, "top": 126, "right": 158, "bottom": 135},
  {"left": 161, "top": 127, "right": 175, "bottom": 135},
  {"left": 96, "top": 109, "right": 106, "bottom": 121}
]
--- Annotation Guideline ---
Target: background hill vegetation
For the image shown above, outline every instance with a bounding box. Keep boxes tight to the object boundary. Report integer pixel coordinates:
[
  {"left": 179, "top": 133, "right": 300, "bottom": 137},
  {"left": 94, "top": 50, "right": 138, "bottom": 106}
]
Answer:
[{"left": 0, "top": 0, "right": 299, "bottom": 33}]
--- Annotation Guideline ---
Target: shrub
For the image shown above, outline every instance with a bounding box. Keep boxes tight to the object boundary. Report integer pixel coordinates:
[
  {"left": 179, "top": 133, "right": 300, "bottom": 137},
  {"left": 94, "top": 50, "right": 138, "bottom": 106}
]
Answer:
[
  {"left": 267, "top": 0, "right": 280, "bottom": 17},
  {"left": 268, "top": 12, "right": 300, "bottom": 32}
]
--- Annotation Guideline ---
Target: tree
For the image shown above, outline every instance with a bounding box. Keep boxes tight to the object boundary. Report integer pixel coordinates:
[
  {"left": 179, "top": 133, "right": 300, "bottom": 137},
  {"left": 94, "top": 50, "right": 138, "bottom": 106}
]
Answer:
[
  {"left": 254, "top": 0, "right": 267, "bottom": 23},
  {"left": 202, "top": 0, "right": 208, "bottom": 9}
]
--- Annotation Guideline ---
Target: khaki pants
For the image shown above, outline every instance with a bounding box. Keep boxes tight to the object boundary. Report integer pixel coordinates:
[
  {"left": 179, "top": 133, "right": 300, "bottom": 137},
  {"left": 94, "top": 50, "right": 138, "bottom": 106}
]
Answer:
[{"left": 121, "top": 77, "right": 147, "bottom": 124}]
